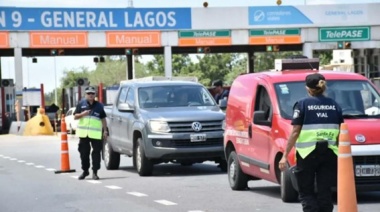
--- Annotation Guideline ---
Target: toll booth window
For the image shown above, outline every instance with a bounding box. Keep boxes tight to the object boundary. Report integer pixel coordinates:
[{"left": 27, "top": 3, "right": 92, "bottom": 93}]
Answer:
[{"left": 254, "top": 85, "right": 273, "bottom": 121}]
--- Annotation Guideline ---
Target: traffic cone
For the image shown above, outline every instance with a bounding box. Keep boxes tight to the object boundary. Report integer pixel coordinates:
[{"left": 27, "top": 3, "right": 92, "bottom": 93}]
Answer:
[
  {"left": 55, "top": 114, "right": 76, "bottom": 174},
  {"left": 337, "top": 123, "right": 357, "bottom": 212}
]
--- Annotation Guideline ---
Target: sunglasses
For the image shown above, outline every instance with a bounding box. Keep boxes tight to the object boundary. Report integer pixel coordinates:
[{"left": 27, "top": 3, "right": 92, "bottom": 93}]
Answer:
[{"left": 87, "top": 93, "right": 95, "bottom": 95}]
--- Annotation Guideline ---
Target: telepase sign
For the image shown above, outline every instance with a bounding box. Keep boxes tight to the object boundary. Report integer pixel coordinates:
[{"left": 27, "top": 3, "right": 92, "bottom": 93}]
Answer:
[{"left": 319, "top": 26, "right": 371, "bottom": 42}]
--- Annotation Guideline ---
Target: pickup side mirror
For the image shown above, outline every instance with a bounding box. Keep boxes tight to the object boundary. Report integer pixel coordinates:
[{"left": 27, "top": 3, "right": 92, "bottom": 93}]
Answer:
[
  {"left": 253, "top": 110, "right": 271, "bottom": 127},
  {"left": 219, "top": 99, "right": 227, "bottom": 110},
  {"left": 118, "top": 103, "right": 134, "bottom": 112}
]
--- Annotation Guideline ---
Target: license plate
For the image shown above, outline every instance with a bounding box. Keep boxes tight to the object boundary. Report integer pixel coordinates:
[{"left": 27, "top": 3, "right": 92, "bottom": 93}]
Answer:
[
  {"left": 190, "top": 134, "right": 207, "bottom": 142},
  {"left": 355, "top": 165, "right": 380, "bottom": 177}
]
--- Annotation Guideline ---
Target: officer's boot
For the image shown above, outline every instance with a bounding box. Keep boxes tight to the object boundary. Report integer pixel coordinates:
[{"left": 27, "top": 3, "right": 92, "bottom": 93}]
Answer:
[
  {"left": 78, "top": 171, "right": 89, "bottom": 180},
  {"left": 92, "top": 171, "right": 99, "bottom": 180}
]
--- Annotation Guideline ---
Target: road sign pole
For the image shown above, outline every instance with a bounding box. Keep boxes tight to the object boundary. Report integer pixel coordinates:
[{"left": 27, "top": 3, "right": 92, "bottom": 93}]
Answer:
[{"left": 164, "top": 46, "right": 172, "bottom": 78}]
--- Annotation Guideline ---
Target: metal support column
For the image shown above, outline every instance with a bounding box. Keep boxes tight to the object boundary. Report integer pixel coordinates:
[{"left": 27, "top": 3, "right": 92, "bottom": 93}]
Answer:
[
  {"left": 164, "top": 46, "right": 172, "bottom": 78},
  {"left": 302, "top": 43, "right": 313, "bottom": 59},
  {"left": 248, "top": 51, "right": 254, "bottom": 73},
  {"left": 126, "top": 54, "right": 133, "bottom": 80},
  {"left": 14, "top": 48, "right": 23, "bottom": 93}
]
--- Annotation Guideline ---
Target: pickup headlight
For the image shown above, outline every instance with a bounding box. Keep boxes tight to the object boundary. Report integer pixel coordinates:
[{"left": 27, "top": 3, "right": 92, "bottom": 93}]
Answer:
[
  {"left": 222, "top": 120, "right": 226, "bottom": 130},
  {"left": 149, "top": 120, "right": 170, "bottom": 133}
]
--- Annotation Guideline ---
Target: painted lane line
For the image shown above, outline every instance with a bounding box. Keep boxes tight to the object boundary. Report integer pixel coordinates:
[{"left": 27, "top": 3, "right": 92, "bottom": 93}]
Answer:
[
  {"left": 9, "top": 158, "right": 17, "bottom": 161},
  {"left": 35, "top": 165, "right": 45, "bottom": 168},
  {"left": 127, "top": 192, "right": 148, "bottom": 197},
  {"left": 154, "top": 200, "right": 178, "bottom": 206},
  {"left": 46, "top": 168, "right": 56, "bottom": 171},
  {"left": 105, "top": 185, "right": 122, "bottom": 190},
  {"left": 17, "top": 160, "right": 25, "bottom": 163},
  {"left": 87, "top": 180, "right": 102, "bottom": 184},
  {"left": 3, "top": 156, "right": 10, "bottom": 159},
  {"left": 71, "top": 176, "right": 79, "bottom": 179},
  {"left": 188, "top": 211, "right": 205, "bottom": 212},
  {"left": 26, "top": 163, "right": 34, "bottom": 165},
  {"left": 0, "top": 154, "right": 3, "bottom": 157}
]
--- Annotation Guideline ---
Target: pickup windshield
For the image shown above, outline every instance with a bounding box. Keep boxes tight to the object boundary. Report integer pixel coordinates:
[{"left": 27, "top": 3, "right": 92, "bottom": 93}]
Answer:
[
  {"left": 274, "top": 80, "right": 380, "bottom": 119},
  {"left": 138, "top": 85, "right": 216, "bottom": 108}
]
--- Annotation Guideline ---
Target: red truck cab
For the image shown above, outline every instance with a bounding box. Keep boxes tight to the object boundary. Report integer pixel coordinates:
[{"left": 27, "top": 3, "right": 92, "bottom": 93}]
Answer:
[{"left": 224, "top": 58, "right": 380, "bottom": 202}]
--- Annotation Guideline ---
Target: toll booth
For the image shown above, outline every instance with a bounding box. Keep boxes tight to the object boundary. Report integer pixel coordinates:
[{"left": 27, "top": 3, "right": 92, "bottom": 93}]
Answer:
[
  {"left": 0, "top": 79, "right": 16, "bottom": 133},
  {"left": 105, "top": 85, "right": 120, "bottom": 105}
]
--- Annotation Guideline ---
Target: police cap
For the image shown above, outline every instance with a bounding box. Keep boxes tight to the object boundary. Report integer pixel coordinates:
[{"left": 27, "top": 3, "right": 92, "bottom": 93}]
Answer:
[
  {"left": 85, "top": 86, "right": 96, "bottom": 94},
  {"left": 306, "top": 73, "right": 325, "bottom": 89}
]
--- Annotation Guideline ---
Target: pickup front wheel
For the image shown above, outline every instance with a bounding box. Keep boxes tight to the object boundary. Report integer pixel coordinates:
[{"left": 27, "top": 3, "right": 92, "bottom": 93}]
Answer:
[
  {"left": 103, "top": 139, "right": 120, "bottom": 170},
  {"left": 134, "top": 138, "right": 153, "bottom": 176}
]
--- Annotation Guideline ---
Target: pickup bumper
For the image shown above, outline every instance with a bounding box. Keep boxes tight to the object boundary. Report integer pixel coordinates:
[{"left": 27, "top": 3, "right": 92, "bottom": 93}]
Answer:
[{"left": 144, "top": 131, "right": 224, "bottom": 160}]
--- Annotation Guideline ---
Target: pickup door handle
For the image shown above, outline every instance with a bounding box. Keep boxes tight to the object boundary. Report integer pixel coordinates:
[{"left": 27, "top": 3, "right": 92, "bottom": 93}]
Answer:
[{"left": 248, "top": 124, "right": 252, "bottom": 138}]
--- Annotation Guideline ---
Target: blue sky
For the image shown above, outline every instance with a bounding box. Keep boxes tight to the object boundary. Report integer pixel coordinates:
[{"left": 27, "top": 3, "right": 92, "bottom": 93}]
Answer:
[{"left": 1, "top": 0, "right": 379, "bottom": 92}]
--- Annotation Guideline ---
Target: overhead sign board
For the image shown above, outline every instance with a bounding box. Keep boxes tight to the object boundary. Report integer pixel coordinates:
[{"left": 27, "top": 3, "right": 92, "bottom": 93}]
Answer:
[
  {"left": 0, "top": 7, "right": 192, "bottom": 31},
  {"left": 106, "top": 31, "right": 161, "bottom": 47},
  {"left": 248, "top": 6, "right": 313, "bottom": 26},
  {"left": 0, "top": 32, "right": 9, "bottom": 48},
  {"left": 178, "top": 30, "right": 231, "bottom": 46},
  {"left": 319, "top": 26, "right": 371, "bottom": 42},
  {"left": 249, "top": 29, "right": 301, "bottom": 45},
  {"left": 29, "top": 32, "right": 88, "bottom": 48}
]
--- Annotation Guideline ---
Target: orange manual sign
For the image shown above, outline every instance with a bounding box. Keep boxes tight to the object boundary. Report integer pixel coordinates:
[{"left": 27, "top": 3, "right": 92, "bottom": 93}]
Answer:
[
  {"left": 29, "top": 32, "right": 88, "bottom": 48},
  {"left": 106, "top": 31, "right": 161, "bottom": 47},
  {"left": 249, "top": 29, "right": 301, "bottom": 45},
  {"left": 0, "top": 32, "right": 9, "bottom": 48},
  {"left": 178, "top": 30, "right": 232, "bottom": 46}
]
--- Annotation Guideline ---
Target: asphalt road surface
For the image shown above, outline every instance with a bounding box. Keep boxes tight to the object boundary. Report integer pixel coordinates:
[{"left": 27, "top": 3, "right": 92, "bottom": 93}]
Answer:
[{"left": 0, "top": 134, "right": 379, "bottom": 212}]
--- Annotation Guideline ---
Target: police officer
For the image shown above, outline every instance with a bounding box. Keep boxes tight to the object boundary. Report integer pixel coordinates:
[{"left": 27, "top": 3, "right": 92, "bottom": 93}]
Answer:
[
  {"left": 211, "top": 79, "right": 229, "bottom": 104},
  {"left": 74, "top": 86, "right": 108, "bottom": 180},
  {"left": 279, "top": 73, "right": 343, "bottom": 212}
]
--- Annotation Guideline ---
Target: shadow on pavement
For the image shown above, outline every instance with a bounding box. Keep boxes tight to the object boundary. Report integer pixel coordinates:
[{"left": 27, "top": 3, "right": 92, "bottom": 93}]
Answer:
[{"left": 119, "top": 163, "right": 227, "bottom": 177}]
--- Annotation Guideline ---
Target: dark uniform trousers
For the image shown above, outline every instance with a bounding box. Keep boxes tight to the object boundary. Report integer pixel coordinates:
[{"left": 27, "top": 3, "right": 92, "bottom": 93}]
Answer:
[
  {"left": 295, "top": 142, "right": 337, "bottom": 212},
  {"left": 78, "top": 136, "right": 103, "bottom": 172}
]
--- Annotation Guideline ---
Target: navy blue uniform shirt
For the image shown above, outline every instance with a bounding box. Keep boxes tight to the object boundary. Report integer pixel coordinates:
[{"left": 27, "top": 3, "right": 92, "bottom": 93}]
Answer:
[{"left": 74, "top": 100, "right": 106, "bottom": 119}]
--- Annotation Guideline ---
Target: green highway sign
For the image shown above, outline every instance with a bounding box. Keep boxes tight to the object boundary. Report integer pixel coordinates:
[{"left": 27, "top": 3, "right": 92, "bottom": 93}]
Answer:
[
  {"left": 319, "top": 27, "right": 371, "bottom": 42},
  {"left": 179, "top": 30, "right": 231, "bottom": 38},
  {"left": 250, "top": 29, "right": 300, "bottom": 36}
]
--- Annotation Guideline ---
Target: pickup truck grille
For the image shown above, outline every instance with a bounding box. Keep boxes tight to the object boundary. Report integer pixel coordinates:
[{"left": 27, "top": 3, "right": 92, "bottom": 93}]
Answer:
[
  {"left": 152, "top": 138, "right": 222, "bottom": 148},
  {"left": 353, "top": 156, "right": 380, "bottom": 184},
  {"left": 168, "top": 121, "right": 222, "bottom": 133}
]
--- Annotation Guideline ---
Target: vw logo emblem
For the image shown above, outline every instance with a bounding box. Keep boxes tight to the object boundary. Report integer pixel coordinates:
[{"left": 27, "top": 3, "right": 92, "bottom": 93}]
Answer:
[
  {"left": 355, "top": 134, "right": 366, "bottom": 143},
  {"left": 191, "top": 122, "right": 202, "bottom": 132}
]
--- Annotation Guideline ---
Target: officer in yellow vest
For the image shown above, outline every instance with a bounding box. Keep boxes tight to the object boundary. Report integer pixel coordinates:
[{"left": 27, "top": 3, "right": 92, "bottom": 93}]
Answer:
[
  {"left": 279, "top": 73, "right": 343, "bottom": 212},
  {"left": 74, "top": 86, "right": 108, "bottom": 180}
]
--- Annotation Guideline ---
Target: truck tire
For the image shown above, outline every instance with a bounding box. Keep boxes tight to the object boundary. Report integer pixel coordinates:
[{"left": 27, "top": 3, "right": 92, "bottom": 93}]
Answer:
[
  {"left": 103, "top": 139, "right": 120, "bottom": 170},
  {"left": 228, "top": 151, "right": 249, "bottom": 190},
  {"left": 281, "top": 167, "right": 299, "bottom": 202},
  {"left": 134, "top": 138, "right": 153, "bottom": 176}
]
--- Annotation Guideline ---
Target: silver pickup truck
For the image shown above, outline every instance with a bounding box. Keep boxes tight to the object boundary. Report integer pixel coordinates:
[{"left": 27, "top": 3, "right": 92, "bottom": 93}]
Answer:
[{"left": 103, "top": 79, "right": 226, "bottom": 176}]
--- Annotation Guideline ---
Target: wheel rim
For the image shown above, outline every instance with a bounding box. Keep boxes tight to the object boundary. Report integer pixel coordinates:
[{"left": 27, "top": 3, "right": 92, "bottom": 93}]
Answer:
[
  {"left": 136, "top": 145, "right": 142, "bottom": 171},
  {"left": 104, "top": 142, "right": 110, "bottom": 165},
  {"left": 229, "top": 159, "right": 237, "bottom": 183}
]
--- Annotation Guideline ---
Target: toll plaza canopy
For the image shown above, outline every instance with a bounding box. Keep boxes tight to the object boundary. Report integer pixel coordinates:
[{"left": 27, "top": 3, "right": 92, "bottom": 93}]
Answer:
[{"left": 1, "top": 3, "right": 380, "bottom": 92}]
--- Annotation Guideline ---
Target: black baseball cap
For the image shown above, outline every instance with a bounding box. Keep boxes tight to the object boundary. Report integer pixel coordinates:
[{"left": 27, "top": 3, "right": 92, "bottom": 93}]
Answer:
[
  {"left": 306, "top": 73, "right": 325, "bottom": 89},
  {"left": 211, "top": 79, "right": 223, "bottom": 88}
]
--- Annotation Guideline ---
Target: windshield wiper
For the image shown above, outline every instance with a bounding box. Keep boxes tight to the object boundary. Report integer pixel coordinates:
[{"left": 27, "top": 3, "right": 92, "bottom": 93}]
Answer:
[{"left": 343, "top": 114, "right": 369, "bottom": 118}]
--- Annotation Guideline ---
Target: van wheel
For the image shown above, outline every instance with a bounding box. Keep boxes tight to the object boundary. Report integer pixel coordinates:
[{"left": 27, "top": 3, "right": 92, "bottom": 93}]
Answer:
[
  {"left": 228, "top": 151, "right": 248, "bottom": 190},
  {"left": 281, "top": 168, "right": 299, "bottom": 202},
  {"left": 103, "top": 139, "right": 120, "bottom": 170},
  {"left": 134, "top": 138, "right": 153, "bottom": 176}
]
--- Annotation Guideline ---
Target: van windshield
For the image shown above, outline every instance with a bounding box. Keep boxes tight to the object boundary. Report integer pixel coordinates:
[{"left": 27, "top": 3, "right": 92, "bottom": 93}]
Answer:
[
  {"left": 274, "top": 80, "right": 380, "bottom": 119},
  {"left": 138, "top": 85, "right": 216, "bottom": 108}
]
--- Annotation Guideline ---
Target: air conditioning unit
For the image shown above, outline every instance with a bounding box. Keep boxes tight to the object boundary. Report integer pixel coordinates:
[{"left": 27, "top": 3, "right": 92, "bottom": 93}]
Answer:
[
  {"left": 76, "top": 78, "right": 89, "bottom": 86},
  {"left": 1, "top": 79, "right": 14, "bottom": 87}
]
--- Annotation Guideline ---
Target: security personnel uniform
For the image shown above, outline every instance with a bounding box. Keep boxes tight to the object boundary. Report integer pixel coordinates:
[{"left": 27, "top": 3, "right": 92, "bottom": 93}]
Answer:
[
  {"left": 292, "top": 95, "right": 343, "bottom": 212},
  {"left": 74, "top": 99, "right": 106, "bottom": 176}
]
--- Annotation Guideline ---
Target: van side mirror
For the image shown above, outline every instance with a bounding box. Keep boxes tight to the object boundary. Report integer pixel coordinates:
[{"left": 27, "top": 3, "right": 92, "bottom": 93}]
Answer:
[
  {"left": 118, "top": 103, "right": 134, "bottom": 112},
  {"left": 219, "top": 99, "right": 227, "bottom": 110},
  {"left": 253, "top": 111, "right": 271, "bottom": 126}
]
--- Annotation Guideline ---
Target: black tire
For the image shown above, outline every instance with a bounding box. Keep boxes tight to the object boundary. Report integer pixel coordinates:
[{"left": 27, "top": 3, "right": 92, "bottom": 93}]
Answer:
[
  {"left": 219, "top": 159, "right": 227, "bottom": 172},
  {"left": 134, "top": 138, "right": 153, "bottom": 176},
  {"left": 281, "top": 167, "right": 299, "bottom": 202},
  {"left": 228, "top": 151, "right": 249, "bottom": 190},
  {"left": 103, "top": 139, "right": 120, "bottom": 170}
]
